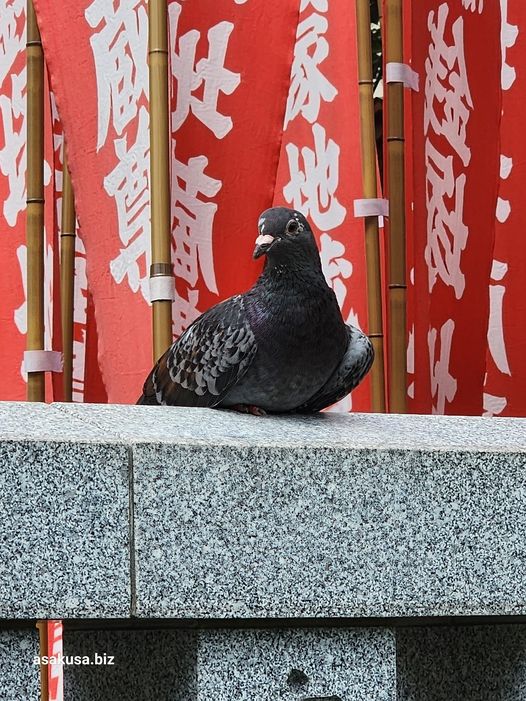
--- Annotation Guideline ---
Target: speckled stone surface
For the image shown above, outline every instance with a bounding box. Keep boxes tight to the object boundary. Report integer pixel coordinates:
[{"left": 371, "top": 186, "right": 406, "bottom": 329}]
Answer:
[
  {"left": 2, "top": 402, "right": 526, "bottom": 619},
  {"left": 197, "top": 628, "right": 395, "bottom": 700},
  {"left": 133, "top": 443, "right": 397, "bottom": 617},
  {"left": 0, "top": 402, "right": 130, "bottom": 618},
  {"left": 396, "top": 624, "right": 526, "bottom": 700},
  {"left": 0, "top": 629, "right": 39, "bottom": 699},
  {"left": 123, "top": 404, "right": 526, "bottom": 617},
  {"left": 63, "top": 629, "right": 197, "bottom": 700},
  {"left": 52, "top": 402, "right": 526, "bottom": 452},
  {"left": 61, "top": 627, "right": 394, "bottom": 700},
  {"left": 0, "top": 402, "right": 118, "bottom": 442}
]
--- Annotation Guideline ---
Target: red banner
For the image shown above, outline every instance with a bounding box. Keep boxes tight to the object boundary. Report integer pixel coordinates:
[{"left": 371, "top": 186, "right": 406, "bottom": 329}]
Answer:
[
  {"left": 274, "top": 0, "right": 373, "bottom": 412},
  {"left": 483, "top": 0, "right": 526, "bottom": 417},
  {"left": 33, "top": 0, "right": 298, "bottom": 404},
  {"left": 409, "top": 0, "right": 502, "bottom": 415},
  {"left": 0, "top": 0, "right": 27, "bottom": 401},
  {"left": 5, "top": 1, "right": 525, "bottom": 415}
]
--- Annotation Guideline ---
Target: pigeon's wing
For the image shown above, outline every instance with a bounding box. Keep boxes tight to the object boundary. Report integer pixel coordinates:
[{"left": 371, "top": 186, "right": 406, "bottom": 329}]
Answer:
[
  {"left": 295, "top": 325, "right": 374, "bottom": 413},
  {"left": 138, "top": 295, "right": 257, "bottom": 407}
]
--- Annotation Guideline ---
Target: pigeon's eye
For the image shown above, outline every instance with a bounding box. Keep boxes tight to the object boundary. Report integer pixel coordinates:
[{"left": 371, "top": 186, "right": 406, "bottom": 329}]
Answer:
[{"left": 286, "top": 220, "right": 299, "bottom": 235}]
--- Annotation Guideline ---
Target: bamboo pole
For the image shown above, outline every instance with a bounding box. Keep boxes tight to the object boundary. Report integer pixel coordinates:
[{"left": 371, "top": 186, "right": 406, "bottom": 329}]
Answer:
[
  {"left": 35, "top": 620, "right": 48, "bottom": 701},
  {"left": 60, "top": 148, "right": 76, "bottom": 402},
  {"left": 355, "top": 0, "right": 386, "bottom": 413},
  {"left": 26, "top": 0, "right": 45, "bottom": 402},
  {"left": 384, "top": 0, "right": 407, "bottom": 413},
  {"left": 148, "top": 0, "right": 173, "bottom": 361}
]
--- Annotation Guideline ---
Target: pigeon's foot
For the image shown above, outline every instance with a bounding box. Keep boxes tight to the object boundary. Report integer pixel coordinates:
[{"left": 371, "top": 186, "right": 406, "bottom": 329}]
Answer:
[{"left": 229, "top": 404, "right": 267, "bottom": 417}]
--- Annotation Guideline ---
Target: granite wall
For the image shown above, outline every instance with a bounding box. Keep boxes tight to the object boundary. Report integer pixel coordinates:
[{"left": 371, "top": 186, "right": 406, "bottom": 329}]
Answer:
[{"left": 1, "top": 402, "right": 525, "bottom": 698}]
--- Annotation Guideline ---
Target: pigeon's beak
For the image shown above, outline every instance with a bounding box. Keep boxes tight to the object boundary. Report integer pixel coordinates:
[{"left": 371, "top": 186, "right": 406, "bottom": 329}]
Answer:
[{"left": 253, "top": 234, "right": 277, "bottom": 260}]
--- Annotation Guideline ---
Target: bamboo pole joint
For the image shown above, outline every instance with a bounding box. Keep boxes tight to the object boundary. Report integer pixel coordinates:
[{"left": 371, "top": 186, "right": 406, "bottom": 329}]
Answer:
[{"left": 150, "top": 262, "right": 174, "bottom": 277}]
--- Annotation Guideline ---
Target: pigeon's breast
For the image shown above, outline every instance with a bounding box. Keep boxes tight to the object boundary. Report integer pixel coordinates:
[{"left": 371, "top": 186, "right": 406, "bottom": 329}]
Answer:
[{"left": 220, "top": 286, "right": 347, "bottom": 412}]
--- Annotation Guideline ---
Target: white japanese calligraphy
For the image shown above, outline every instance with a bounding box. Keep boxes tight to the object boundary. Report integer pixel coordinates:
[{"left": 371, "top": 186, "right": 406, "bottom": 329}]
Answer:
[
  {"left": 425, "top": 140, "right": 468, "bottom": 298},
  {"left": 284, "top": 123, "right": 346, "bottom": 232},
  {"left": 0, "top": 67, "right": 25, "bottom": 226},
  {"left": 172, "top": 151, "right": 222, "bottom": 294},
  {"left": 483, "top": 5, "right": 519, "bottom": 417},
  {"left": 487, "top": 260, "right": 511, "bottom": 376},
  {"left": 496, "top": 152, "right": 511, "bottom": 232},
  {"left": 424, "top": 4, "right": 472, "bottom": 298},
  {"left": 407, "top": 325, "right": 415, "bottom": 400},
  {"left": 285, "top": 11, "right": 337, "bottom": 127},
  {"left": 105, "top": 105, "right": 151, "bottom": 301},
  {"left": 301, "top": 0, "right": 328, "bottom": 10},
  {"left": 169, "top": 2, "right": 240, "bottom": 138},
  {"left": 500, "top": 0, "right": 518, "bottom": 90},
  {"left": 428, "top": 318, "right": 457, "bottom": 414},
  {"left": 0, "top": 1, "right": 28, "bottom": 227},
  {"left": 85, "top": 0, "right": 148, "bottom": 150},
  {"left": 496, "top": 195, "right": 511, "bottom": 224},
  {"left": 482, "top": 391, "right": 507, "bottom": 417},
  {"left": 173, "top": 286, "right": 201, "bottom": 338},
  {"left": 0, "top": 0, "right": 24, "bottom": 87},
  {"left": 319, "top": 232, "right": 352, "bottom": 308},
  {"left": 462, "top": 0, "right": 483, "bottom": 12},
  {"left": 0, "top": 64, "right": 51, "bottom": 229},
  {"left": 500, "top": 154, "right": 513, "bottom": 180},
  {"left": 425, "top": 5, "right": 472, "bottom": 167}
]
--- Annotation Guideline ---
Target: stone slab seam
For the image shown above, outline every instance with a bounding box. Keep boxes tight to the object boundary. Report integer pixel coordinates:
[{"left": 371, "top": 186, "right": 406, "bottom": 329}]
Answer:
[{"left": 128, "top": 445, "right": 137, "bottom": 617}]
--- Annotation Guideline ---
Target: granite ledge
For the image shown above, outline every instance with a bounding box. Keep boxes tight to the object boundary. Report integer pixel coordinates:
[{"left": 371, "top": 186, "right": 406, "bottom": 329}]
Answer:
[
  {"left": 1, "top": 401, "right": 524, "bottom": 453},
  {"left": 53, "top": 402, "right": 526, "bottom": 453},
  {"left": 1, "top": 402, "right": 525, "bottom": 621}
]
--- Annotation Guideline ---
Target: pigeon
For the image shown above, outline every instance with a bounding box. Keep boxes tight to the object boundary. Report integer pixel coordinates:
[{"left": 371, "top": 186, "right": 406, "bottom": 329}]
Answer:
[{"left": 137, "top": 206, "right": 374, "bottom": 414}]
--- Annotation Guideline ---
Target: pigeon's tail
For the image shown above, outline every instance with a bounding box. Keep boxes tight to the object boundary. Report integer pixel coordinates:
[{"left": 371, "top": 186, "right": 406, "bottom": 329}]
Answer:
[
  {"left": 136, "top": 366, "right": 160, "bottom": 405},
  {"left": 136, "top": 392, "right": 158, "bottom": 405}
]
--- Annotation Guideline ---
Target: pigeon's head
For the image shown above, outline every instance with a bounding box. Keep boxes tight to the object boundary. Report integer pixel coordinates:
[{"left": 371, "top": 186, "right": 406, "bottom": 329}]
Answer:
[{"left": 253, "top": 207, "right": 319, "bottom": 264}]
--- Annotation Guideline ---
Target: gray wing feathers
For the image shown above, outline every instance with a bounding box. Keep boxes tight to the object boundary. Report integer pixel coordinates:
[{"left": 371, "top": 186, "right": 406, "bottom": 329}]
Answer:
[
  {"left": 295, "top": 325, "right": 374, "bottom": 413},
  {"left": 138, "top": 295, "right": 257, "bottom": 407}
]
